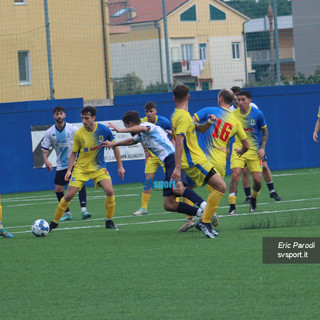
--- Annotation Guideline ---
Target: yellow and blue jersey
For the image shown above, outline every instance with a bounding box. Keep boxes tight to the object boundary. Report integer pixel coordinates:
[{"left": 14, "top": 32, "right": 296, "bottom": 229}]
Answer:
[
  {"left": 171, "top": 108, "right": 207, "bottom": 169},
  {"left": 194, "top": 106, "right": 247, "bottom": 164},
  {"left": 141, "top": 115, "right": 172, "bottom": 132},
  {"left": 72, "top": 123, "right": 114, "bottom": 172},
  {"left": 232, "top": 106, "right": 266, "bottom": 152}
]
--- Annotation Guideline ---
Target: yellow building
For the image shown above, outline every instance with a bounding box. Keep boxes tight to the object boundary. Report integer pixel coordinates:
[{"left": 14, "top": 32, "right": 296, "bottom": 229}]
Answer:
[
  {"left": 110, "top": 0, "right": 252, "bottom": 90},
  {"left": 0, "top": 0, "right": 112, "bottom": 103}
]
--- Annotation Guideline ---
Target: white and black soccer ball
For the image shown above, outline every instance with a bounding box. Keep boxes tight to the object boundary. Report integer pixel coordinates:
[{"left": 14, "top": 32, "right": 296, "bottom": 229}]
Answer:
[{"left": 32, "top": 219, "right": 50, "bottom": 237}]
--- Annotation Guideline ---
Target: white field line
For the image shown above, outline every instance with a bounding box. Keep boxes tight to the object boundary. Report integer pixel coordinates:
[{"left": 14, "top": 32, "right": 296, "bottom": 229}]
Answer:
[{"left": 9, "top": 206, "right": 320, "bottom": 235}]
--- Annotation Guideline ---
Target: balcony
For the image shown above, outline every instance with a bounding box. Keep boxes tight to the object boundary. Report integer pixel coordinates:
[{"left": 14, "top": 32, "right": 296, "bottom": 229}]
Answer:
[
  {"left": 247, "top": 48, "right": 295, "bottom": 65},
  {"left": 172, "top": 61, "right": 191, "bottom": 75}
]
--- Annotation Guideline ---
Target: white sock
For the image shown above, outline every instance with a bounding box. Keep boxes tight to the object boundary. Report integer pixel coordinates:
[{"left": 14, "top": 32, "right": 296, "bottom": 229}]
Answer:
[{"left": 81, "top": 207, "right": 87, "bottom": 213}]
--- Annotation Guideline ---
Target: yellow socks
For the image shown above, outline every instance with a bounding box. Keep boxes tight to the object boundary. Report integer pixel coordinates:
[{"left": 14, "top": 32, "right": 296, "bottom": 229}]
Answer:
[
  {"left": 182, "top": 197, "right": 194, "bottom": 220},
  {"left": 141, "top": 192, "right": 151, "bottom": 210},
  {"left": 105, "top": 195, "right": 116, "bottom": 219},
  {"left": 228, "top": 193, "right": 237, "bottom": 205},
  {"left": 251, "top": 188, "right": 260, "bottom": 199},
  {"left": 202, "top": 190, "right": 224, "bottom": 223},
  {"left": 54, "top": 197, "right": 70, "bottom": 223}
]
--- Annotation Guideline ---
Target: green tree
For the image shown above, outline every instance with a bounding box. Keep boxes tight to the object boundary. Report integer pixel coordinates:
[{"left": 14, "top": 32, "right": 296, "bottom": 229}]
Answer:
[{"left": 113, "top": 72, "right": 144, "bottom": 96}]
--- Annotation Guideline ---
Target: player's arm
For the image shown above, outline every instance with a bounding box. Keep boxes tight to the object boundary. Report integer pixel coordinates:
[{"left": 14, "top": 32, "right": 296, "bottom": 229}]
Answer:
[
  {"left": 193, "top": 114, "right": 217, "bottom": 133},
  {"left": 65, "top": 151, "right": 77, "bottom": 181},
  {"left": 100, "top": 137, "right": 136, "bottom": 148},
  {"left": 257, "top": 126, "right": 268, "bottom": 159},
  {"left": 171, "top": 134, "right": 184, "bottom": 181},
  {"left": 42, "top": 148, "right": 53, "bottom": 171},
  {"left": 112, "top": 146, "right": 125, "bottom": 180},
  {"left": 108, "top": 122, "right": 149, "bottom": 134},
  {"left": 313, "top": 118, "right": 320, "bottom": 142}
]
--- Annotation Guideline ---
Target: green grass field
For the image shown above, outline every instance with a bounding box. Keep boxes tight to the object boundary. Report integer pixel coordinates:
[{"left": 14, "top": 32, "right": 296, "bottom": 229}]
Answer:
[{"left": 2, "top": 168, "right": 320, "bottom": 320}]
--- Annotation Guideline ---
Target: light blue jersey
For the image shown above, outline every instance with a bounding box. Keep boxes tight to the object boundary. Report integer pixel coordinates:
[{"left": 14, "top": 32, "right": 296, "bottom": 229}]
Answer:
[
  {"left": 133, "top": 122, "right": 174, "bottom": 162},
  {"left": 41, "top": 123, "right": 77, "bottom": 170}
]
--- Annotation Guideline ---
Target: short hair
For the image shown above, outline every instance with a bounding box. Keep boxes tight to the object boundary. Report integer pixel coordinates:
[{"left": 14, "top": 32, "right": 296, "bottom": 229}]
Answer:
[
  {"left": 53, "top": 106, "right": 65, "bottom": 114},
  {"left": 238, "top": 90, "right": 252, "bottom": 99},
  {"left": 122, "top": 110, "right": 141, "bottom": 125},
  {"left": 144, "top": 101, "right": 157, "bottom": 111},
  {"left": 172, "top": 84, "right": 189, "bottom": 102},
  {"left": 81, "top": 106, "right": 96, "bottom": 116},
  {"left": 231, "top": 86, "right": 241, "bottom": 95},
  {"left": 219, "top": 89, "right": 234, "bottom": 105}
]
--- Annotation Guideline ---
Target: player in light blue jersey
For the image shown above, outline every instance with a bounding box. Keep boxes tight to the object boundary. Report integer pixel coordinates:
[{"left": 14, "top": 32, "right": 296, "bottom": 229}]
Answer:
[
  {"left": 101, "top": 111, "right": 208, "bottom": 221},
  {"left": 133, "top": 102, "right": 173, "bottom": 216},
  {"left": 42, "top": 106, "right": 91, "bottom": 222}
]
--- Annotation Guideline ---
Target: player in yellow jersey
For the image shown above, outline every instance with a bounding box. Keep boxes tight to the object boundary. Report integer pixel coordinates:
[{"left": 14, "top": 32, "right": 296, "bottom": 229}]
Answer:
[
  {"left": 177, "top": 89, "right": 249, "bottom": 232},
  {"left": 313, "top": 106, "right": 320, "bottom": 142},
  {"left": 228, "top": 91, "right": 268, "bottom": 214},
  {"left": 133, "top": 101, "right": 171, "bottom": 216},
  {"left": 171, "top": 84, "right": 247, "bottom": 239},
  {"left": 0, "top": 194, "right": 14, "bottom": 238},
  {"left": 49, "top": 106, "right": 125, "bottom": 232}
]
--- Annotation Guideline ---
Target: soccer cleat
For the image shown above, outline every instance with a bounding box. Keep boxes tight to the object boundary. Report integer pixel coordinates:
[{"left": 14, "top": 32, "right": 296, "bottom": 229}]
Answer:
[
  {"left": 228, "top": 209, "right": 236, "bottom": 215},
  {"left": 211, "top": 212, "right": 219, "bottom": 227},
  {"left": 0, "top": 227, "right": 14, "bottom": 238},
  {"left": 81, "top": 212, "right": 92, "bottom": 220},
  {"left": 243, "top": 196, "right": 251, "bottom": 204},
  {"left": 60, "top": 213, "right": 72, "bottom": 222},
  {"left": 133, "top": 207, "right": 148, "bottom": 216},
  {"left": 49, "top": 221, "right": 58, "bottom": 232},
  {"left": 270, "top": 191, "right": 281, "bottom": 201},
  {"left": 105, "top": 219, "right": 119, "bottom": 230},
  {"left": 212, "top": 229, "right": 219, "bottom": 236},
  {"left": 177, "top": 218, "right": 196, "bottom": 232},
  {"left": 195, "top": 220, "right": 216, "bottom": 238},
  {"left": 250, "top": 197, "right": 257, "bottom": 212}
]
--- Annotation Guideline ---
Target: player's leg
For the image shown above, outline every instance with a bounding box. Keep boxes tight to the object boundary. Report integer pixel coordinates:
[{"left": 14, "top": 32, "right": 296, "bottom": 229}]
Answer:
[
  {"left": 0, "top": 194, "right": 14, "bottom": 238},
  {"left": 54, "top": 169, "right": 73, "bottom": 221},
  {"left": 134, "top": 172, "right": 155, "bottom": 216},
  {"left": 242, "top": 165, "right": 252, "bottom": 204},
  {"left": 78, "top": 185, "right": 92, "bottom": 219},
  {"left": 228, "top": 167, "right": 242, "bottom": 215},
  {"left": 262, "top": 159, "right": 281, "bottom": 201},
  {"left": 247, "top": 158, "right": 263, "bottom": 212},
  {"left": 94, "top": 169, "right": 118, "bottom": 230}
]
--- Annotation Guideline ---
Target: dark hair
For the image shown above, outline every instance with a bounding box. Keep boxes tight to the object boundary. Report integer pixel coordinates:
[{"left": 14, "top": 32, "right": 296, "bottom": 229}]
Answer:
[
  {"left": 231, "top": 86, "right": 241, "bottom": 95},
  {"left": 122, "top": 110, "right": 141, "bottom": 125},
  {"left": 81, "top": 106, "right": 96, "bottom": 116},
  {"left": 238, "top": 90, "right": 252, "bottom": 99},
  {"left": 144, "top": 101, "right": 157, "bottom": 111},
  {"left": 53, "top": 106, "right": 65, "bottom": 114},
  {"left": 172, "top": 84, "right": 189, "bottom": 102},
  {"left": 219, "top": 89, "right": 234, "bottom": 105}
]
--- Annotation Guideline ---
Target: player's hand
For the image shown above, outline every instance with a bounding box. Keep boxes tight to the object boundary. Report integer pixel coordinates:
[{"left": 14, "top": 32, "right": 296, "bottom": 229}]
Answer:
[
  {"left": 170, "top": 167, "right": 181, "bottom": 181},
  {"left": 118, "top": 166, "right": 125, "bottom": 180},
  {"left": 235, "top": 148, "right": 245, "bottom": 157},
  {"left": 208, "top": 114, "right": 217, "bottom": 123},
  {"left": 64, "top": 170, "right": 72, "bottom": 181},
  {"left": 100, "top": 140, "right": 115, "bottom": 149},
  {"left": 313, "top": 132, "right": 318, "bottom": 143},
  {"left": 257, "top": 148, "right": 265, "bottom": 159},
  {"left": 45, "top": 161, "right": 53, "bottom": 171},
  {"left": 108, "top": 122, "right": 121, "bottom": 132}
]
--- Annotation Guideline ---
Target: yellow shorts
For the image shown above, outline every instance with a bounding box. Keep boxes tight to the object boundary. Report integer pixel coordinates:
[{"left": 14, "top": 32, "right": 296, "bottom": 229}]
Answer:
[
  {"left": 69, "top": 167, "right": 111, "bottom": 190},
  {"left": 207, "top": 158, "right": 226, "bottom": 192},
  {"left": 231, "top": 151, "right": 263, "bottom": 173},
  {"left": 184, "top": 158, "right": 214, "bottom": 187},
  {"left": 145, "top": 155, "right": 165, "bottom": 174}
]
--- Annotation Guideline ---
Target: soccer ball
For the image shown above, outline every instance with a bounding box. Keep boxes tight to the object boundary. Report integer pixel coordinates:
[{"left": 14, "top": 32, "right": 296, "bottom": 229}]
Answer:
[{"left": 31, "top": 219, "right": 50, "bottom": 237}]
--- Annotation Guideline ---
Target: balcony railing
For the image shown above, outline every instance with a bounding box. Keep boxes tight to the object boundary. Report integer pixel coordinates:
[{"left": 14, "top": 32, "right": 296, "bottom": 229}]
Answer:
[
  {"left": 172, "top": 61, "right": 190, "bottom": 75},
  {"left": 247, "top": 48, "right": 295, "bottom": 63}
]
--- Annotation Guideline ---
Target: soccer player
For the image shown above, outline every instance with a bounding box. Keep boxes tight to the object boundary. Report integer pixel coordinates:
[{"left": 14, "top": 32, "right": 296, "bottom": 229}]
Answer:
[
  {"left": 42, "top": 106, "right": 91, "bottom": 221},
  {"left": 133, "top": 101, "right": 172, "bottom": 216},
  {"left": 231, "top": 87, "right": 281, "bottom": 204},
  {"left": 49, "top": 106, "right": 125, "bottom": 232},
  {"left": 178, "top": 88, "right": 250, "bottom": 232},
  {"left": 101, "top": 111, "right": 207, "bottom": 221},
  {"left": 312, "top": 106, "right": 320, "bottom": 142},
  {"left": 0, "top": 194, "right": 14, "bottom": 238},
  {"left": 170, "top": 84, "right": 241, "bottom": 239},
  {"left": 228, "top": 90, "right": 268, "bottom": 214}
]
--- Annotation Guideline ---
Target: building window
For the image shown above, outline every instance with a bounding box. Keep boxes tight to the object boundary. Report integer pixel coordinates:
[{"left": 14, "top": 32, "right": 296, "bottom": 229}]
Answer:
[
  {"left": 180, "top": 5, "right": 196, "bottom": 22},
  {"left": 18, "top": 51, "right": 31, "bottom": 85},
  {"left": 181, "top": 44, "right": 193, "bottom": 61},
  {"left": 199, "top": 43, "right": 207, "bottom": 60},
  {"left": 184, "top": 82, "right": 196, "bottom": 91},
  {"left": 210, "top": 5, "right": 226, "bottom": 21},
  {"left": 232, "top": 42, "right": 241, "bottom": 60},
  {"left": 14, "top": 0, "right": 26, "bottom": 4}
]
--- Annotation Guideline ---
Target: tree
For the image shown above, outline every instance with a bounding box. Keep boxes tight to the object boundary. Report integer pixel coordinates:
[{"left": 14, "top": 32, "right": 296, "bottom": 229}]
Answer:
[{"left": 113, "top": 72, "right": 144, "bottom": 96}]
